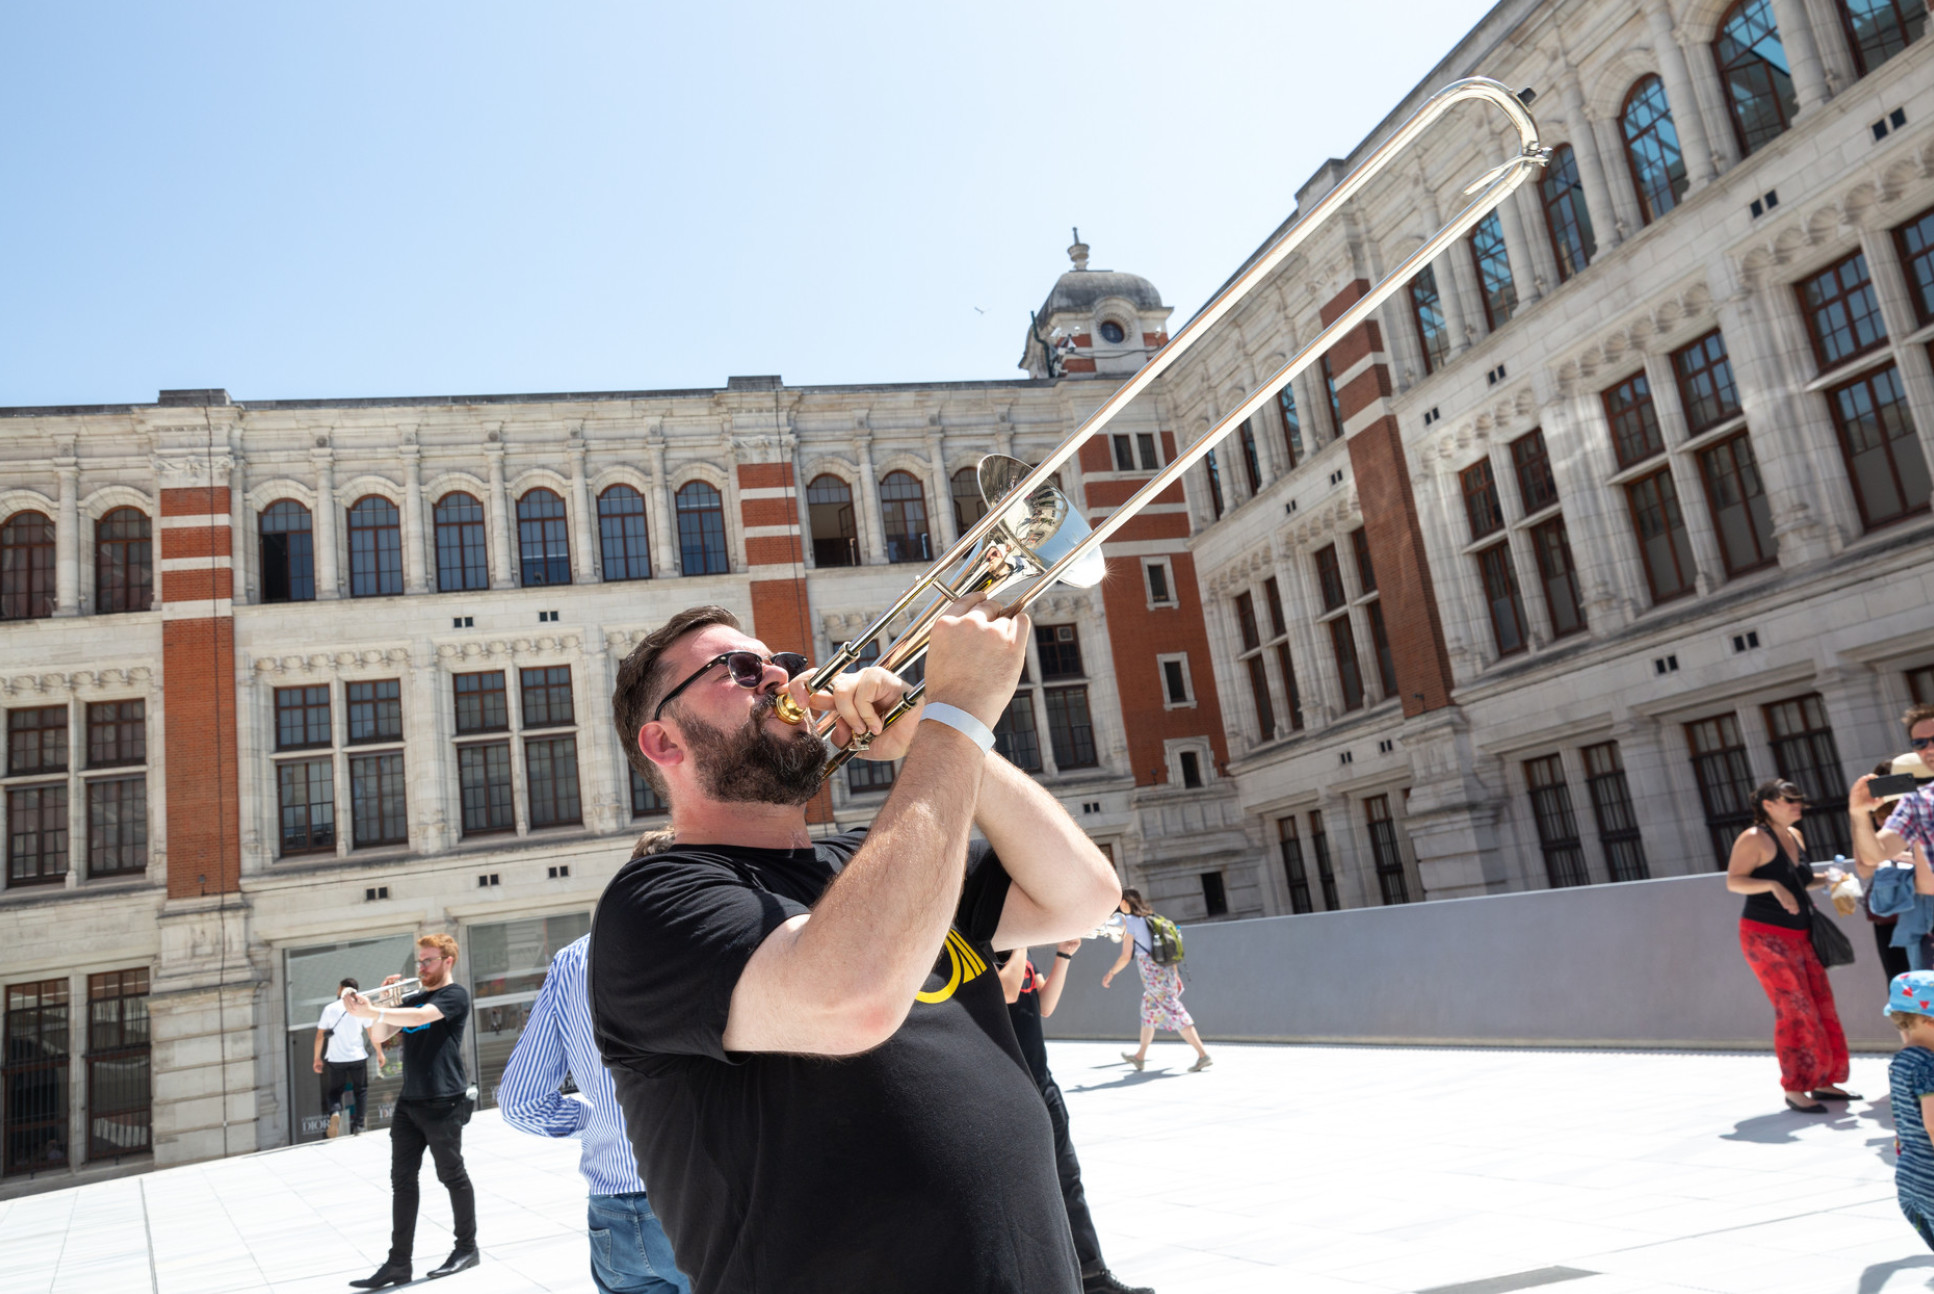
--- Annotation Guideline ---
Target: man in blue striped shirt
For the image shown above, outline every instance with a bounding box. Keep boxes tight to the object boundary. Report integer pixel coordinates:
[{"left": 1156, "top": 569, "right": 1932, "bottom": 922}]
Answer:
[{"left": 499, "top": 935, "right": 689, "bottom": 1294}]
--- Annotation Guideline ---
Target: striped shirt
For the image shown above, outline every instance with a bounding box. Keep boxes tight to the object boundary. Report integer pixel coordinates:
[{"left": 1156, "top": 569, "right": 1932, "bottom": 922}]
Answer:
[
  {"left": 498, "top": 935, "right": 648, "bottom": 1197},
  {"left": 1888, "top": 787, "right": 1934, "bottom": 853},
  {"left": 1893, "top": 1046, "right": 1934, "bottom": 1199}
]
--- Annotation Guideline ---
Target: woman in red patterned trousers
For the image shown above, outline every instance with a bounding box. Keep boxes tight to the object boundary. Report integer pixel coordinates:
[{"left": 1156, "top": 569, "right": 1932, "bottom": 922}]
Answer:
[{"left": 1727, "top": 778, "right": 1857, "bottom": 1113}]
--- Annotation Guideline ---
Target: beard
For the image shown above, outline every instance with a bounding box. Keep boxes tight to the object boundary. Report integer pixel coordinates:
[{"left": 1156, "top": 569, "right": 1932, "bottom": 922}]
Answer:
[{"left": 680, "top": 693, "right": 826, "bottom": 807}]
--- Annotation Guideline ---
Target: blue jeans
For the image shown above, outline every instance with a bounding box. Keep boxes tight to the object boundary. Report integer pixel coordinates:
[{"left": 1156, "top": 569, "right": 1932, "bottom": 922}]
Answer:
[{"left": 587, "top": 1192, "right": 688, "bottom": 1294}]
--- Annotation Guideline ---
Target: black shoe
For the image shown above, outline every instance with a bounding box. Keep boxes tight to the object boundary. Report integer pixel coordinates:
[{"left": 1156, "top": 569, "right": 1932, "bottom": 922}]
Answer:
[
  {"left": 348, "top": 1262, "right": 411, "bottom": 1289},
  {"left": 1083, "top": 1270, "right": 1155, "bottom": 1294},
  {"left": 428, "top": 1248, "right": 480, "bottom": 1279}
]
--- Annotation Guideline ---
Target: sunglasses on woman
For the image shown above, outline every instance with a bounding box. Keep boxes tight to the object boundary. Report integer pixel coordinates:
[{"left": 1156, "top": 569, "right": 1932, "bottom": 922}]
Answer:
[
  {"left": 1913, "top": 735, "right": 1934, "bottom": 750},
  {"left": 652, "top": 650, "right": 809, "bottom": 722}
]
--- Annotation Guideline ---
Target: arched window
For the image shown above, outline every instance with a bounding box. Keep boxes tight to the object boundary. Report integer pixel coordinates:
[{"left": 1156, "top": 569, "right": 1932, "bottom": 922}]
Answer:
[
  {"left": 0, "top": 511, "right": 56, "bottom": 620},
  {"left": 1540, "top": 144, "right": 1597, "bottom": 281},
  {"left": 1408, "top": 265, "right": 1451, "bottom": 374},
  {"left": 516, "top": 488, "right": 571, "bottom": 587},
  {"left": 1621, "top": 76, "right": 1688, "bottom": 225},
  {"left": 951, "top": 467, "right": 987, "bottom": 535},
  {"left": 1467, "top": 211, "right": 1518, "bottom": 329},
  {"left": 95, "top": 507, "right": 152, "bottom": 614},
  {"left": 675, "top": 481, "right": 729, "bottom": 575},
  {"left": 347, "top": 495, "right": 403, "bottom": 598},
  {"left": 597, "top": 485, "right": 652, "bottom": 581},
  {"left": 258, "top": 500, "right": 315, "bottom": 604},
  {"left": 1205, "top": 450, "right": 1225, "bottom": 520},
  {"left": 434, "top": 492, "right": 489, "bottom": 592},
  {"left": 1238, "top": 420, "right": 1263, "bottom": 495},
  {"left": 1716, "top": 0, "right": 1798, "bottom": 155},
  {"left": 806, "top": 475, "right": 858, "bottom": 568},
  {"left": 879, "top": 471, "right": 930, "bottom": 564},
  {"left": 1840, "top": 0, "right": 1926, "bottom": 76}
]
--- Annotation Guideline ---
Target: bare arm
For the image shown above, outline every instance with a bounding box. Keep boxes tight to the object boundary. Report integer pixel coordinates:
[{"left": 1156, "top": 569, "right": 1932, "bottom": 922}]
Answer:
[
  {"left": 1037, "top": 941, "right": 1079, "bottom": 1018},
  {"left": 979, "top": 755, "right": 1122, "bottom": 951},
  {"left": 1103, "top": 936, "right": 1133, "bottom": 987},
  {"left": 312, "top": 1028, "right": 326, "bottom": 1074},
  {"left": 1724, "top": 828, "right": 1799, "bottom": 914},
  {"left": 997, "top": 950, "right": 1029, "bottom": 1005},
  {"left": 1851, "top": 775, "right": 1911, "bottom": 869},
  {"left": 343, "top": 990, "right": 444, "bottom": 1044}
]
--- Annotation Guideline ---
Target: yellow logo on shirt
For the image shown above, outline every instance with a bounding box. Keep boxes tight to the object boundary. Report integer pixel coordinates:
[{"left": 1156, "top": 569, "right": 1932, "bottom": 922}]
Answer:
[{"left": 915, "top": 930, "right": 987, "bottom": 1004}]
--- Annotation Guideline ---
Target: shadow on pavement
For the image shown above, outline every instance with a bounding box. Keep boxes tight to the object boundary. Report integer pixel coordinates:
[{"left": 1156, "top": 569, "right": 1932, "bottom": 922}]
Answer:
[
  {"left": 1856, "top": 1251, "right": 1934, "bottom": 1294},
  {"left": 1721, "top": 1106, "right": 1864, "bottom": 1143},
  {"left": 1064, "top": 1068, "right": 1185, "bottom": 1094}
]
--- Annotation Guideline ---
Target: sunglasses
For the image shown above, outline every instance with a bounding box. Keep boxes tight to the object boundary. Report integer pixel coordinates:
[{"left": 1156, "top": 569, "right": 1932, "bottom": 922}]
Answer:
[
  {"left": 1913, "top": 735, "right": 1934, "bottom": 750},
  {"left": 653, "top": 650, "right": 809, "bottom": 722},
  {"left": 1779, "top": 795, "right": 1807, "bottom": 807}
]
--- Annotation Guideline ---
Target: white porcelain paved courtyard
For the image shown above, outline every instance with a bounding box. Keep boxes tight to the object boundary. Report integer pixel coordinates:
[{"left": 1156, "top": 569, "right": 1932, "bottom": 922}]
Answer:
[{"left": 4, "top": 1042, "right": 1931, "bottom": 1293}]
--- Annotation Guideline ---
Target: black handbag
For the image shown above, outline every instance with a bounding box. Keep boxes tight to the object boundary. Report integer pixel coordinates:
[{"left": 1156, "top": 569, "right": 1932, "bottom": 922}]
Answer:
[{"left": 1810, "top": 908, "right": 1856, "bottom": 968}]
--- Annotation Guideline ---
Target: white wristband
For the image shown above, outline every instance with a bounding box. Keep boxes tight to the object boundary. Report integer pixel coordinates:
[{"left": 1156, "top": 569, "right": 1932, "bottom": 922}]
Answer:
[
  {"left": 921, "top": 702, "right": 996, "bottom": 753},
  {"left": 377, "top": 1008, "right": 387, "bottom": 1027}
]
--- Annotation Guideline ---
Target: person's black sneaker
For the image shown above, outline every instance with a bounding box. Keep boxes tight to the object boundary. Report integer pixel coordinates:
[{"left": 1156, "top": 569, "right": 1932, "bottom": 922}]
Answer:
[
  {"left": 428, "top": 1247, "right": 480, "bottom": 1279},
  {"left": 347, "top": 1261, "right": 411, "bottom": 1289},
  {"left": 1082, "top": 1269, "right": 1155, "bottom": 1294}
]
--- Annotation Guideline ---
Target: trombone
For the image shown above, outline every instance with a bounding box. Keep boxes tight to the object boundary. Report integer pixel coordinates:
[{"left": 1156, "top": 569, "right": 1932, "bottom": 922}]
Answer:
[{"left": 775, "top": 77, "right": 1548, "bottom": 778}]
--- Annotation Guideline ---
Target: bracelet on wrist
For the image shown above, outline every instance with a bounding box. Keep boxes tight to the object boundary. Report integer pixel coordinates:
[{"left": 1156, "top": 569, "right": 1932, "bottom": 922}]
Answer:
[{"left": 1055, "top": 951, "right": 1074, "bottom": 961}]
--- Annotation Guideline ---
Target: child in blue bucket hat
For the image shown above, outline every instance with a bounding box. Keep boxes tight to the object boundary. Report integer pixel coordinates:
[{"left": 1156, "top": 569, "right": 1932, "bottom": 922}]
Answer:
[{"left": 1887, "top": 971, "right": 1934, "bottom": 1246}]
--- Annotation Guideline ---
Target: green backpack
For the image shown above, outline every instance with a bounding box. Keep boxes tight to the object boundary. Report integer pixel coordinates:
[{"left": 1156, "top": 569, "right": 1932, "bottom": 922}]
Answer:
[{"left": 1145, "top": 912, "right": 1185, "bottom": 966}]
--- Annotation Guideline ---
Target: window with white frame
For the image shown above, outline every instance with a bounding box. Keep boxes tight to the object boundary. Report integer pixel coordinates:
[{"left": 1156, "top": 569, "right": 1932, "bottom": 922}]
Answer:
[
  {"left": 1142, "top": 557, "right": 1174, "bottom": 607},
  {"left": 1156, "top": 653, "right": 1194, "bottom": 709}
]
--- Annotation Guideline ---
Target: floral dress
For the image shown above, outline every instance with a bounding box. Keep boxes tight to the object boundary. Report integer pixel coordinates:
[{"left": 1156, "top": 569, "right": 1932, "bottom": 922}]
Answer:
[{"left": 1127, "top": 916, "right": 1193, "bottom": 1032}]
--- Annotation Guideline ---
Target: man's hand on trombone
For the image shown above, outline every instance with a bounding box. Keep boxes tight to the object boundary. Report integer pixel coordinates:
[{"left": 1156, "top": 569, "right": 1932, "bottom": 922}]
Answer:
[{"left": 785, "top": 663, "right": 923, "bottom": 761}]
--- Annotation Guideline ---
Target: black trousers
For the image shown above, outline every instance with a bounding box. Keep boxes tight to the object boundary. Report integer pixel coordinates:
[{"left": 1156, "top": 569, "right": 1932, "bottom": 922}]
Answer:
[
  {"left": 389, "top": 1097, "right": 476, "bottom": 1265},
  {"left": 1040, "top": 1072, "right": 1104, "bottom": 1273},
  {"left": 1875, "top": 921, "right": 1912, "bottom": 983},
  {"left": 323, "top": 1059, "right": 368, "bottom": 1131}
]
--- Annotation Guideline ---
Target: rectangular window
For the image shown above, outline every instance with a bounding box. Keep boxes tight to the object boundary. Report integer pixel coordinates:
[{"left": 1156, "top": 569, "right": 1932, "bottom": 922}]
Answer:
[
  {"left": 1035, "top": 625, "right": 1084, "bottom": 679},
  {"left": 1204, "top": 449, "right": 1225, "bottom": 519},
  {"left": 1200, "top": 871, "right": 1229, "bottom": 917},
  {"left": 1138, "top": 433, "right": 1160, "bottom": 470},
  {"left": 1320, "top": 354, "right": 1344, "bottom": 437},
  {"left": 1043, "top": 687, "right": 1097, "bottom": 769},
  {"left": 630, "top": 765, "right": 667, "bottom": 817},
  {"left": 1827, "top": 364, "right": 1933, "bottom": 530},
  {"left": 1686, "top": 713, "right": 1756, "bottom": 867},
  {"left": 1275, "top": 643, "right": 1304, "bottom": 732},
  {"left": 458, "top": 742, "right": 515, "bottom": 836},
  {"left": 1309, "top": 810, "right": 1339, "bottom": 911},
  {"left": 86, "top": 701, "right": 144, "bottom": 769},
  {"left": 993, "top": 693, "right": 1042, "bottom": 773},
  {"left": 524, "top": 736, "right": 582, "bottom": 828},
  {"left": 3, "top": 979, "right": 70, "bottom": 1175},
  {"left": 1364, "top": 794, "right": 1410, "bottom": 905},
  {"left": 1476, "top": 543, "right": 1528, "bottom": 656},
  {"left": 1798, "top": 251, "right": 1887, "bottom": 369},
  {"left": 1603, "top": 373, "right": 1665, "bottom": 468},
  {"left": 1912, "top": 664, "right": 1934, "bottom": 705},
  {"left": 1529, "top": 517, "right": 1586, "bottom": 638},
  {"left": 1239, "top": 420, "right": 1263, "bottom": 495},
  {"left": 349, "top": 751, "right": 407, "bottom": 847},
  {"left": 1263, "top": 576, "right": 1288, "bottom": 637},
  {"left": 1581, "top": 742, "right": 1648, "bottom": 881},
  {"left": 1278, "top": 817, "right": 1313, "bottom": 913},
  {"left": 1461, "top": 459, "right": 1505, "bottom": 540},
  {"left": 7, "top": 784, "right": 68, "bottom": 886},
  {"left": 1899, "top": 206, "right": 1934, "bottom": 325},
  {"left": 1469, "top": 210, "right": 1518, "bottom": 329},
  {"left": 85, "top": 968, "right": 150, "bottom": 1160},
  {"left": 1234, "top": 592, "right": 1262, "bottom": 651},
  {"left": 1161, "top": 659, "right": 1191, "bottom": 706},
  {"left": 1330, "top": 616, "right": 1364, "bottom": 712},
  {"left": 1764, "top": 694, "right": 1852, "bottom": 859},
  {"left": 1366, "top": 603, "right": 1398, "bottom": 696},
  {"left": 520, "top": 666, "right": 576, "bottom": 729},
  {"left": 1314, "top": 545, "right": 1346, "bottom": 612},
  {"left": 1409, "top": 265, "right": 1451, "bottom": 374},
  {"left": 86, "top": 777, "right": 147, "bottom": 877},
  {"left": 1112, "top": 434, "right": 1136, "bottom": 471},
  {"left": 345, "top": 680, "right": 402, "bottom": 745},
  {"left": 1145, "top": 560, "right": 1171, "bottom": 604},
  {"left": 1245, "top": 657, "right": 1275, "bottom": 740},
  {"left": 274, "top": 686, "right": 331, "bottom": 751},
  {"left": 1510, "top": 429, "right": 1559, "bottom": 514},
  {"left": 454, "top": 672, "right": 509, "bottom": 735},
  {"left": 1697, "top": 432, "right": 1777, "bottom": 575},
  {"left": 1673, "top": 330, "right": 1741, "bottom": 434},
  {"left": 1350, "top": 528, "right": 1377, "bottom": 595},
  {"left": 1278, "top": 387, "right": 1304, "bottom": 467},
  {"left": 8, "top": 706, "right": 67, "bottom": 776},
  {"left": 1524, "top": 754, "right": 1589, "bottom": 887},
  {"left": 276, "top": 757, "right": 335, "bottom": 855},
  {"left": 1625, "top": 468, "right": 1698, "bottom": 603},
  {"left": 845, "top": 757, "right": 897, "bottom": 795},
  {"left": 1179, "top": 750, "right": 1203, "bottom": 789}
]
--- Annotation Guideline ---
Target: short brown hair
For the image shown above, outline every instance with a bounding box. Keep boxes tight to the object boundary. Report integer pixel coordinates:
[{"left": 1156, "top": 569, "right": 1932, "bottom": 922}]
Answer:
[
  {"left": 1905, "top": 702, "right": 1934, "bottom": 732},
  {"left": 1892, "top": 1010, "right": 1930, "bottom": 1031},
  {"left": 417, "top": 933, "right": 458, "bottom": 962},
  {"left": 610, "top": 606, "right": 743, "bottom": 795}
]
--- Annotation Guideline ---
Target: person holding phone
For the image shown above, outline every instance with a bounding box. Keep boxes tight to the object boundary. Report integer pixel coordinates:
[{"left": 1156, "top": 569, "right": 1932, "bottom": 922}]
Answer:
[
  {"left": 1853, "top": 703, "right": 1934, "bottom": 875},
  {"left": 1727, "top": 778, "right": 1856, "bottom": 1113}
]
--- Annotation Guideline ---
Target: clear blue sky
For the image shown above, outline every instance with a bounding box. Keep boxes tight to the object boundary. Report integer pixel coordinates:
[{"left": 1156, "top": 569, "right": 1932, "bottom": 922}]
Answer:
[{"left": 1, "top": 1, "right": 1502, "bottom": 408}]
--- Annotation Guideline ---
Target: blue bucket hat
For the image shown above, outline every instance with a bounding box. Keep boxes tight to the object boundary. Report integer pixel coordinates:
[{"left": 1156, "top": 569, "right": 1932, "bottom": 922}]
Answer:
[{"left": 1887, "top": 971, "right": 1934, "bottom": 1017}]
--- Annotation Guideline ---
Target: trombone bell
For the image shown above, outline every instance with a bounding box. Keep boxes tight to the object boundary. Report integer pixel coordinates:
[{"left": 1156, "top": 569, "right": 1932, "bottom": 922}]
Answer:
[{"left": 972, "top": 455, "right": 1105, "bottom": 591}]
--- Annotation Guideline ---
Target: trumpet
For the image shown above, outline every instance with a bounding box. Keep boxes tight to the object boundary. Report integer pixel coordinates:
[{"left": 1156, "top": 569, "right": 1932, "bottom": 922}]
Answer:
[
  {"left": 350, "top": 978, "right": 421, "bottom": 1009},
  {"left": 775, "top": 77, "right": 1547, "bottom": 781}
]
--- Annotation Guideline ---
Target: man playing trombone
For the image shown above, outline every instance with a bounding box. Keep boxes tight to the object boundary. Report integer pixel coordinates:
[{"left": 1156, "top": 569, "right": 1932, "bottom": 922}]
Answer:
[{"left": 590, "top": 597, "right": 1122, "bottom": 1294}]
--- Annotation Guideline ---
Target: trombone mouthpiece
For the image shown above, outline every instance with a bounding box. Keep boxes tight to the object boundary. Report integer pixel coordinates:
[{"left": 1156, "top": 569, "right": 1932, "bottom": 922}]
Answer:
[{"left": 773, "top": 693, "right": 807, "bottom": 725}]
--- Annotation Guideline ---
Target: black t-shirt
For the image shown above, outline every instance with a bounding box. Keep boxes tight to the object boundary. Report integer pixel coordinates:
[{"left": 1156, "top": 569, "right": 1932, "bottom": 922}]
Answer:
[
  {"left": 398, "top": 983, "right": 470, "bottom": 1101},
  {"left": 1006, "top": 960, "right": 1051, "bottom": 1090},
  {"left": 590, "top": 828, "right": 1080, "bottom": 1294}
]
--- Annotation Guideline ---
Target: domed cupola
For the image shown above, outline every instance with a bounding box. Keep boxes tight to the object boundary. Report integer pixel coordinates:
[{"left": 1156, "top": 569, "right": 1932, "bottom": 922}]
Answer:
[{"left": 1020, "top": 231, "right": 1172, "bottom": 380}]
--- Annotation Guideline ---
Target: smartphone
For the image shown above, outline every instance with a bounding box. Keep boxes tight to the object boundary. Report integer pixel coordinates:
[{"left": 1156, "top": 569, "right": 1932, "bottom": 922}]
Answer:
[{"left": 1871, "top": 773, "right": 1921, "bottom": 799}]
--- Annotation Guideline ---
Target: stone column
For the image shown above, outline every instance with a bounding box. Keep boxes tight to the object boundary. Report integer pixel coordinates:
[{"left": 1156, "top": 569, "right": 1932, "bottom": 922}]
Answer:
[
  {"left": 55, "top": 448, "right": 80, "bottom": 615},
  {"left": 312, "top": 446, "right": 340, "bottom": 600},
  {"left": 1645, "top": 0, "right": 1716, "bottom": 189},
  {"left": 407, "top": 640, "right": 448, "bottom": 854},
  {"left": 926, "top": 433, "right": 957, "bottom": 551},
  {"left": 568, "top": 438, "right": 596, "bottom": 584},
  {"left": 1684, "top": 17, "right": 1743, "bottom": 172},
  {"left": 1642, "top": 352, "right": 1725, "bottom": 594},
  {"left": 485, "top": 440, "right": 514, "bottom": 589},
  {"left": 647, "top": 435, "right": 677, "bottom": 577},
  {"left": 853, "top": 434, "right": 886, "bottom": 564},
  {"left": 718, "top": 433, "right": 744, "bottom": 572},
  {"left": 226, "top": 447, "right": 247, "bottom": 606},
  {"left": 1591, "top": 111, "right": 1644, "bottom": 240},
  {"left": 400, "top": 444, "right": 428, "bottom": 594},
  {"left": 1510, "top": 181, "right": 1559, "bottom": 302},
  {"left": 1494, "top": 179, "right": 1541, "bottom": 309},
  {"left": 1561, "top": 76, "right": 1623, "bottom": 251},
  {"left": 577, "top": 631, "right": 625, "bottom": 833},
  {"left": 1770, "top": 0, "right": 1831, "bottom": 113}
]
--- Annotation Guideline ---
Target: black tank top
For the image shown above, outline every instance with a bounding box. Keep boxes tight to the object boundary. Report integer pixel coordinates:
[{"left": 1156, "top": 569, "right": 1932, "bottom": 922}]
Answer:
[{"left": 1741, "top": 825, "right": 1814, "bottom": 931}]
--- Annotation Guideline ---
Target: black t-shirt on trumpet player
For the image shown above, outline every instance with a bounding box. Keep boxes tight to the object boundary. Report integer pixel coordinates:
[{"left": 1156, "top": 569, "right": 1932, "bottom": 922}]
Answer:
[
  {"left": 397, "top": 983, "right": 470, "bottom": 1101},
  {"left": 589, "top": 826, "right": 1082, "bottom": 1294}
]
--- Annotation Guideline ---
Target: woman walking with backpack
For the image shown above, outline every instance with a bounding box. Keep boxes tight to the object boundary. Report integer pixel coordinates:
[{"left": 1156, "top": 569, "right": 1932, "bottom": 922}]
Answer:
[{"left": 1103, "top": 889, "right": 1212, "bottom": 1072}]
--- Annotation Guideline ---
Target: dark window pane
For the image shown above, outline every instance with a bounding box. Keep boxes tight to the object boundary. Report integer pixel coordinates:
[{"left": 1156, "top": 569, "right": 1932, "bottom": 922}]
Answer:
[
  {"left": 1200, "top": 872, "right": 1228, "bottom": 917},
  {"left": 1234, "top": 592, "right": 1261, "bottom": 652},
  {"left": 1540, "top": 144, "right": 1597, "bottom": 282},
  {"left": 807, "top": 475, "right": 859, "bottom": 568},
  {"left": 349, "top": 752, "right": 408, "bottom": 847},
  {"left": 347, "top": 496, "right": 403, "bottom": 598},
  {"left": 1321, "top": 355, "right": 1344, "bottom": 437},
  {"left": 1840, "top": 0, "right": 1927, "bottom": 76},
  {"left": 1687, "top": 713, "right": 1755, "bottom": 867},
  {"left": 675, "top": 481, "right": 729, "bottom": 575},
  {"left": 1510, "top": 429, "right": 1559, "bottom": 514},
  {"left": 274, "top": 686, "right": 332, "bottom": 751},
  {"left": 1146, "top": 561, "right": 1170, "bottom": 603},
  {"left": 1278, "top": 389, "right": 1304, "bottom": 467},
  {"left": 1239, "top": 421, "right": 1262, "bottom": 496},
  {"left": 1604, "top": 373, "right": 1665, "bottom": 468},
  {"left": 1764, "top": 693, "right": 1852, "bottom": 858},
  {"left": 434, "top": 492, "right": 490, "bottom": 592},
  {"left": 1625, "top": 469, "right": 1698, "bottom": 603},
  {"left": 87, "top": 777, "right": 147, "bottom": 877},
  {"left": 1409, "top": 265, "right": 1451, "bottom": 374},
  {"left": 1461, "top": 460, "right": 1504, "bottom": 540},
  {"left": 520, "top": 666, "right": 575, "bottom": 729},
  {"left": 345, "top": 679, "right": 402, "bottom": 744},
  {"left": 845, "top": 756, "right": 897, "bottom": 795},
  {"left": 1330, "top": 615, "right": 1363, "bottom": 712},
  {"left": 1673, "top": 330, "right": 1742, "bottom": 434},
  {"left": 9, "top": 706, "right": 68, "bottom": 776},
  {"left": 629, "top": 765, "right": 668, "bottom": 817},
  {"left": 1798, "top": 251, "right": 1887, "bottom": 368},
  {"left": 7, "top": 785, "right": 69, "bottom": 885},
  {"left": 1698, "top": 432, "right": 1778, "bottom": 575},
  {"left": 1309, "top": 811, "right": 1339, "bottom": 910},
  {"left": 87, "top": 700, "right": 145, "bottom": 768},
  {"left": 1469, "top": 211, "right": 1518, "bottom": 330},
  {"left": 1365, "top": 794, "right": 1410, "bottom": 904},
  {"left": 1315, "top": 545, "right": 1346, "bottom": 612},
  {"left": 1264, "top": 577, "right": 1288, "bottom": 638},
  {"left": 454, "top": 672, "right": 508, "bottom": 734},
  {"left": 1477, "top": 543, "right": 1529, "bottom": 656},
  {"left": 1204, "top": 449, "right": 1224, "bottom": 519},
  {"left": 1043, "top": 687, "right": 1097, "bottom": 769},
  {"left": 1525, "top": 754, "right": 1590, "bottom": 887},
  {"left": 1163, "top": 660, "right": 1190, "bottom": 705},
  {"left": 1, "top": 511, "right": 56, "bottom": 621},
  {"left": 1716, "top": 0, "right": 1797, "bottom": 155},
  {"left": 1280, "top": 817, "right": 1313, "bottom": 914},
  {"left": 1582, "top": 741, "right": 1649, "bottom": 881},
  {"left": 1827, "top": 364, "right": 1932, "bottom": 529},
  {"left": 1351, "top": 529, "right": 1377, "bottom": 595},
  {"left": 1035, "top": 624, "right": 1084, "bottom": 679},
  {"left": 1366, "top": 602, "right": 1398, "bottom": 695},
  {"left": 516, "top": 489, "right": 572, "bottom": 587},
  {"left": 458, "top": 742, "right": 515, "bottom": 835},
  {"left": 880, "top": 472, "right": 930, "bottom": 564},
  {"left": 525, "top": 736, "right": 582, "bottom": 828},
  {"left": 276, "top": 758, "right": 335, "bottom": 855},
  {"left": 1276, "top": 642, "right": 1304, "bottom": 732},
  {"left": 597, "top": 485, "right": 652, "bottom": 581},
  {"left": 1530, "top": 516, "right": 1587, "bottom": 638},
  {"left": 1138, "top": 433, "right": 1160, "bottom": 471},
  {"left": 93, "top": 508, "right": 152, "bottom": 615},
  {"left": 1246, "top": 656, "right": 1275, "bottom": 740},
  {"left": 85, "top": 969, "right": 151, "bottom": 1160},
  {"left": 992, "top": 693, "right": 1042, "bottom": 772},
  {"left": 1899, "top": 207, "right": 1934, "bottom": 325},
  {"left": 259, "top": 501, "right": 315, "bottom": 604},
  {"left": 1620, "top": 75, "right": 1688, "bottom": 224},
  {"left": 4, "top": 980, "right": 71, "bottom": 1174},
  {"left": 950, "top": 468, "right": 987, "bottom": 536}
]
